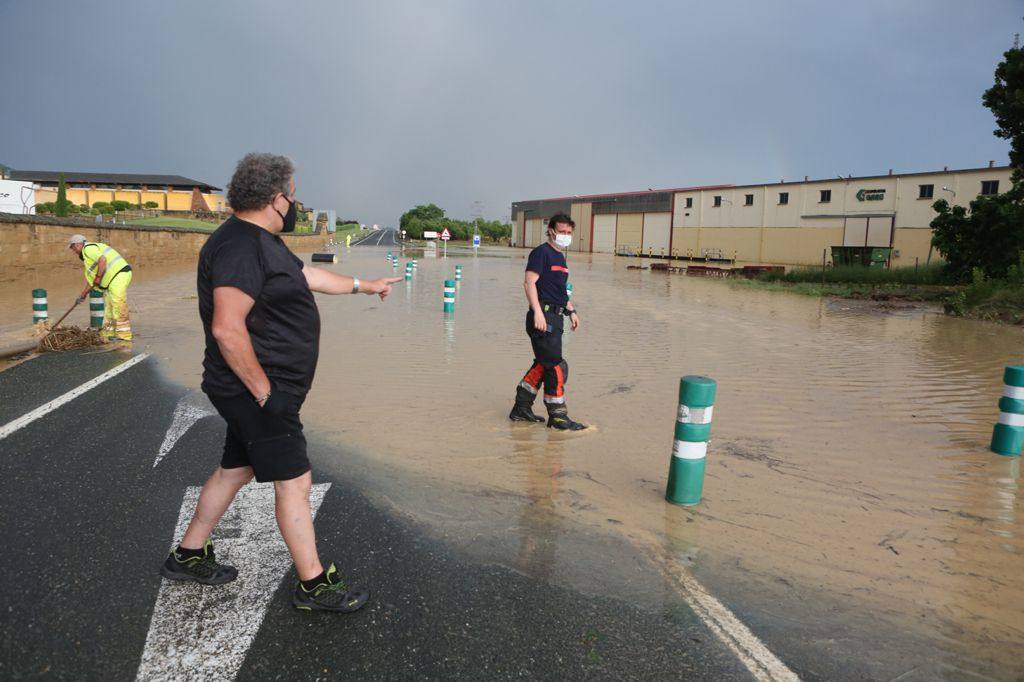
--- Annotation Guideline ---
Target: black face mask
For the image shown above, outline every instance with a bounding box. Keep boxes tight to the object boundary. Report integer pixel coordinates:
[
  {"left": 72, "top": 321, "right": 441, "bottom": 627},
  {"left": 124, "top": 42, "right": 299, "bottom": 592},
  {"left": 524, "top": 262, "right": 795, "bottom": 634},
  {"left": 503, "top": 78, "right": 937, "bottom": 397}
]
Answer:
[{"left": 276, "top": 196, "right": 297, "bottom": 233}]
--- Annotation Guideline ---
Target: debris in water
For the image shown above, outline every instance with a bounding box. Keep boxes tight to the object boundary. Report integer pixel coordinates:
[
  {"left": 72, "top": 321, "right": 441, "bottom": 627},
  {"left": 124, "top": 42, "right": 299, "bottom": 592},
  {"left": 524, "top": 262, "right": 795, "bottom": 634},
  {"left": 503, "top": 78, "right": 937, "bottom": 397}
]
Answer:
[{"left": 36, "top": 324, "right": 106, "bottom": 352}]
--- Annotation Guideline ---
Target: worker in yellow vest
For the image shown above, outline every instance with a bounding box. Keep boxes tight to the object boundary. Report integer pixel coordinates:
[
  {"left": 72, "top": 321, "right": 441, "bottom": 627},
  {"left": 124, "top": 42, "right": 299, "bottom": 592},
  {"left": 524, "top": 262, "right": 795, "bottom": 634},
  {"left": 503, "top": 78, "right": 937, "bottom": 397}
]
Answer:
[{"left": 68, "top": 234, "right": 133, "bottom": 341}]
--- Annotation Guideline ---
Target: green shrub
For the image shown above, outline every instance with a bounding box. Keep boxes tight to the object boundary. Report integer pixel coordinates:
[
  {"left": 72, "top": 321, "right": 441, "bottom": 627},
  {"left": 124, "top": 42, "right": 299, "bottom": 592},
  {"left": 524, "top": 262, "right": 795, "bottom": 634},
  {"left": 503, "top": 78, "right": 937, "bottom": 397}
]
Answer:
[
  {"left": 759, "top": 263, "right": 949, "bottom": 286},
  {"left": 144, "top": 201, "right": 159, "bottom": 208}
]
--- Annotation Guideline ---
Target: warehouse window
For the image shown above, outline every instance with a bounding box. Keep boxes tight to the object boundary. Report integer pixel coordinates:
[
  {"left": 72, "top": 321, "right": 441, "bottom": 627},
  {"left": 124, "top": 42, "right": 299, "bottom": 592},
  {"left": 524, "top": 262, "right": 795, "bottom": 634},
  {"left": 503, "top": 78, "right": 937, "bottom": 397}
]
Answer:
[
  {"left": 981, "top": 180, "right": 999, "bottom": 196},
  {"left": 713, "top": 196, "right": 722, "bottom": 207},
  {"left": 918, "top": 184, "right": 934, "bottom": 199},
  {"left": 744, "top": 194, "right": 754, "bottom": 206},
  {"left": 685, "top": 197, "right": 693, "bottom": 208},
  {"left": 778, "top": 192, "right": 789, "bottom": 205},
  {"left": 819, "top": 189, "right": 831, "bottom": 203}
]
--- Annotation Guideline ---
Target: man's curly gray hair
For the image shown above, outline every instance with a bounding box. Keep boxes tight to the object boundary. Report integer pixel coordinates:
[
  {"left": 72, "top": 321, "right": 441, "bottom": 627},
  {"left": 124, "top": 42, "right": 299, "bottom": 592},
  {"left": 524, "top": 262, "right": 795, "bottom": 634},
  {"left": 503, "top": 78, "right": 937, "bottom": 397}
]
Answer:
[{"left": 227, "top": 153, "right": 294, "bottom": 211}]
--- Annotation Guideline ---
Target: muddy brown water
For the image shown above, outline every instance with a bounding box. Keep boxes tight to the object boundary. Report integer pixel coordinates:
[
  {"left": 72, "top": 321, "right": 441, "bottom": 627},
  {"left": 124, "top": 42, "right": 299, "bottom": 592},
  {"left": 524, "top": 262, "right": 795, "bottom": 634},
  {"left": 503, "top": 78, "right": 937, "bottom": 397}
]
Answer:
[{"left": 2, "top": 245, "right": 1022, "bottom": 678}]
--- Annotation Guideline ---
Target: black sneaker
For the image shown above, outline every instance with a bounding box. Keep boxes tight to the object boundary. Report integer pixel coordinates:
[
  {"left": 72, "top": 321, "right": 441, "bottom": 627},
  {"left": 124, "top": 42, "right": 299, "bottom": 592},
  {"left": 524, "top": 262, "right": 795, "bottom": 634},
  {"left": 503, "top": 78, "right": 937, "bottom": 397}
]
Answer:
[
  {"left": 293, "top": 563, "right": 370, "bottom": 613},
  {"left": 160, "top": 539, "right": 238, "bottom": 586},
  {"left": 548, "top": 415, "right": 587, "bottom": 431},
  {"left": 509, "top": 403, "right": 545, "bottom": 422}
]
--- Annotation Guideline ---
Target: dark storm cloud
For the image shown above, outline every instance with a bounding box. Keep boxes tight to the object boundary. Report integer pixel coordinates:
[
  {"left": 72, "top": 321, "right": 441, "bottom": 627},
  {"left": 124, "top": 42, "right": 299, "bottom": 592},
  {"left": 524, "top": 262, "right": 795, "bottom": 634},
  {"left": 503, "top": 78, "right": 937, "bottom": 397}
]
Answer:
[{"left": 0, "top": 0, "right": 1017, "bottom": 225}]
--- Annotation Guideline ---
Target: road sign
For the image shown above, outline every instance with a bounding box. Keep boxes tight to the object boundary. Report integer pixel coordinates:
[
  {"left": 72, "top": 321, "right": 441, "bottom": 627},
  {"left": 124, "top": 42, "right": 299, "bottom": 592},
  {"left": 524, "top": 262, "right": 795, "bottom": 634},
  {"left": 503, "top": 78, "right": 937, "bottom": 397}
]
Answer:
[
  {"left": 473, "top": 234, "right": 481, "bottom": 248},
  {"left": 423, "top": 231, "right": 439, "bottom": 239},
  {"left": 440, "top": 228, "right": 451, "bottom": 241}
]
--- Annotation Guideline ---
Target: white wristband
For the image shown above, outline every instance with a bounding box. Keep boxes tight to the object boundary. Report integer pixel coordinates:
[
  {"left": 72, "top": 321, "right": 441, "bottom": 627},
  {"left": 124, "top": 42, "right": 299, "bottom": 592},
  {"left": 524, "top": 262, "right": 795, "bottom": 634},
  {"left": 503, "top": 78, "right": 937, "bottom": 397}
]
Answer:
[{"left": 352, "top": 276, "right": 360, "bottom": 293}]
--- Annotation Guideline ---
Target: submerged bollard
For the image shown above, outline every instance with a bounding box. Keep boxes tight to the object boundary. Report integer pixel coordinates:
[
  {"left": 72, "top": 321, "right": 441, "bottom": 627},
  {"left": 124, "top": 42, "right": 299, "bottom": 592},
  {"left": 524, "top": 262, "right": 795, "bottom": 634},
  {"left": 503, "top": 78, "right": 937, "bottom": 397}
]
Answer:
[
  {"left": 992, "top": 365, "right": 1024, "bottom": 457},
  {"left": 405, "top": 263, "right": 412, "bottom": 281},
  {"left": 412, "top": 259, "right": 418, "bottom": 270},
  {"left": 665, "top": 376, "right": 716, "bottom": 506},
  {"left": 89, "top": 290, "right": 104, "bottom": 329},
  {"left": 455, "top": 264, "right": 462, "bottom": 281},
  {"left": 387, "top": 251, "right": 393, "bottom": 262},
  {"left": 32, "top": 288, "right": 47, "bottom": 324},
  {"left": 443, "top": 279, "right": 456, "bottom": 313},
  {"left": 567, "top": 283, "right": 573, "bottom": 299}
]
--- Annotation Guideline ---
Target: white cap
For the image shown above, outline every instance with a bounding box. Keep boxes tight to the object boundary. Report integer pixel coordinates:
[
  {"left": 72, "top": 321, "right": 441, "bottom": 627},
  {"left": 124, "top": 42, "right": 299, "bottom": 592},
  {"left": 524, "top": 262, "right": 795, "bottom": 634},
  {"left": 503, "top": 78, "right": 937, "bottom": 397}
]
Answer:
[{"left": 68, "top": 234, "right": 87, "bottom": 247}]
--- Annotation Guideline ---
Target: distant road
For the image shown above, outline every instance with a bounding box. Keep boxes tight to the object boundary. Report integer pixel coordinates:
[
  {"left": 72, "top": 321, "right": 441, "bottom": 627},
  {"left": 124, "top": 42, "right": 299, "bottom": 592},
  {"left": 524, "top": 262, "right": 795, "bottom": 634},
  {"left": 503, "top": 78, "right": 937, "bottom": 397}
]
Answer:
[{"left": 351, "top": 228, "right": 399, "bottom": 247}]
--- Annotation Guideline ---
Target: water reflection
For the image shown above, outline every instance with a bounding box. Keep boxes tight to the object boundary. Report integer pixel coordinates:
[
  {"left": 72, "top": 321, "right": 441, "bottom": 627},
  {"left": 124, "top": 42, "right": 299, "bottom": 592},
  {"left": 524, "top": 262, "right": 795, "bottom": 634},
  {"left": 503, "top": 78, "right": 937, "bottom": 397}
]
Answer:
[{"left": 510, "top": 431, "right": 564, "bottom": 582}]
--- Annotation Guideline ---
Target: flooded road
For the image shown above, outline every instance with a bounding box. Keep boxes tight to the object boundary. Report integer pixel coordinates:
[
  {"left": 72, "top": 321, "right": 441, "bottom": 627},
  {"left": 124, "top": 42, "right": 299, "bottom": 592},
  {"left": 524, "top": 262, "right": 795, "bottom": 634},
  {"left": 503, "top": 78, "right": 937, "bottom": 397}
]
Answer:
[{"left": 2, "top": 245, "right": 1022, "bottom": 678}]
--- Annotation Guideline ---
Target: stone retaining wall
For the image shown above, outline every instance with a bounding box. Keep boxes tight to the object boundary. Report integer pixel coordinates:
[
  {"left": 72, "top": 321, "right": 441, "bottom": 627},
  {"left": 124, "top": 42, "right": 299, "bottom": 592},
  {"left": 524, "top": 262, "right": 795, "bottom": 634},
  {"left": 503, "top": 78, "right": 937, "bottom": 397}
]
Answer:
[{"left": 0, "top": 213, "right": 323, "bottom": 276}]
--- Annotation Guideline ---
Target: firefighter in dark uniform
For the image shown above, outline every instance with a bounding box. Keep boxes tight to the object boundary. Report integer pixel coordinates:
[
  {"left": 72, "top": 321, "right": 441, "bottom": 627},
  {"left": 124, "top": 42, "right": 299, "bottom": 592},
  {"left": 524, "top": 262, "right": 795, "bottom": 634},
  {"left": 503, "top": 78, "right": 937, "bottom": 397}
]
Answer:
[{"left": 509, "top": 213, "right": 586, "bottom": 430}]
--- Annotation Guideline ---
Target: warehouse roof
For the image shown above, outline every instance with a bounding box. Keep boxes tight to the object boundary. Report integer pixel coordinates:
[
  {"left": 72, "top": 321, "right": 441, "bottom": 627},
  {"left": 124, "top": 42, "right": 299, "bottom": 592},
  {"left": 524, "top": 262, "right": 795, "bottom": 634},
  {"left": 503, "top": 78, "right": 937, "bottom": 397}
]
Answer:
[
  {"left": 8, "top": 169, "right": 221, "bottom": 192},
  {"left": 514, "top": 164, "right": 1010, "bottom": 208}
]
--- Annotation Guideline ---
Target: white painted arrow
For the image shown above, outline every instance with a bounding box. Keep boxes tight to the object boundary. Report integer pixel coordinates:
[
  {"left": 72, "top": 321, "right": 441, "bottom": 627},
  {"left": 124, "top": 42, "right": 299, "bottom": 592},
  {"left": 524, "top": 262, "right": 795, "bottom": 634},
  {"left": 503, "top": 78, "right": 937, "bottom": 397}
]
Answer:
[
  {"left": 136, "top": 482, "right": 331, "bottom": 681},
  {"left": 153, "top": 394, "right": 215, "bottom": 468}
]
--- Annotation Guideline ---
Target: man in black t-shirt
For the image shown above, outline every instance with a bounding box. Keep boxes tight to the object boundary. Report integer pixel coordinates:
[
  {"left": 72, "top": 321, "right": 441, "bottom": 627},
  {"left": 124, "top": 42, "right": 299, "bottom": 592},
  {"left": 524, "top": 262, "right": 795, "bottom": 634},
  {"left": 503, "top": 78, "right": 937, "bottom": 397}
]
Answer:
[
  {"left": 158, "top": 153, "right": 400, "bottom": 614},
  {"left": 509, "top": 213, "right": 586, "bottom": 430}
]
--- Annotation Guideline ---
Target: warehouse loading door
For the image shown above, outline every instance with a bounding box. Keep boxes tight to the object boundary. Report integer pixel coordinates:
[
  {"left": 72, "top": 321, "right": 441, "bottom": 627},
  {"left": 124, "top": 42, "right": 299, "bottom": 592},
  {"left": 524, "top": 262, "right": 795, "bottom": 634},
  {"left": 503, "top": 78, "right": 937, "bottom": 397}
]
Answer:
[
  {"left": 843, "top": 216, "right": 893, "bottom": 247},
  {"left": 843, "top": 217, "right": 867, "bottom": 246},
  {"left": 641, "top": 212, "right": 671, "bottom": 255},
  {"left": 592, "top": 214, "right": 616, "bottom": 253},
  {"left": 866, "top": 216, "right": 894, "bottom": 247},
  {"left": 615, "top": 213, "right": 643, "bottom": 254}
]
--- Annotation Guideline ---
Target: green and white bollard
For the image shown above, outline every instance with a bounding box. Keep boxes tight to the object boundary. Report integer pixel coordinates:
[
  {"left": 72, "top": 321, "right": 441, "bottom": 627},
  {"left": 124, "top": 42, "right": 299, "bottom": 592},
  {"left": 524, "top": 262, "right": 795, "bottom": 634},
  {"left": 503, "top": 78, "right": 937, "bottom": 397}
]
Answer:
[
  {"left": 387, "top": 251, "right": 393, "bottom": 262},
  {"left": 405, "top": 263, "right": 412, "bottom": 281},
  {"left": 443, "top": 280, "right": 456, "bottom": 313},
  {"left": 32, "top": 288, "right": 47, "bottom": 324},
  {"left": 455, "top": 264, "right": 462, "bottom": 282},
  {"left": 89, "top": 290, "right": 104, "bottom": 329},
  {"left": 412, "top": 259, "right": 418, "bottom": 271},
  {"left": 567, "top": 283, "right": 573, "bottom": 299},
  {"left": 992, "top": 365, "right": 1024, "bottom": 457},
  {"left": 666, "top": 376, "right": 716, "bottom": 506}
]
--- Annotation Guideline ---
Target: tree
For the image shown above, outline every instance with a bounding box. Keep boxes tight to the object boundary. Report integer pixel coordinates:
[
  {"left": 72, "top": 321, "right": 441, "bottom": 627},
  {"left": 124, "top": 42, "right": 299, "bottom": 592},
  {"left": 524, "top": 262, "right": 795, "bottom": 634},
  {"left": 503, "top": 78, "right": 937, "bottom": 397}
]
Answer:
[
  {"left": 983, "top": 43, "right": 1024, "bottom": 186},
  {"left": 931, "top": 43, "right": 1024, "bottom": 280},
  {"left": 54, "top": 172, "right": 72, "bottom": 217},
  {"left": 399, "top": 204, "right": 445, "bottom": 232}
]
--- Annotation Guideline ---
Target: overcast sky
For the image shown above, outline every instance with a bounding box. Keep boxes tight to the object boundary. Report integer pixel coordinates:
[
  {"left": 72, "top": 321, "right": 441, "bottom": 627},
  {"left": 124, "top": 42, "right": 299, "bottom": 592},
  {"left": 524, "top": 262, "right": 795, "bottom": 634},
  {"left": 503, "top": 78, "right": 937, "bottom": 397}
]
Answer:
[{"left": 0, "top": 0, "right": 1019, "bottom": 226}]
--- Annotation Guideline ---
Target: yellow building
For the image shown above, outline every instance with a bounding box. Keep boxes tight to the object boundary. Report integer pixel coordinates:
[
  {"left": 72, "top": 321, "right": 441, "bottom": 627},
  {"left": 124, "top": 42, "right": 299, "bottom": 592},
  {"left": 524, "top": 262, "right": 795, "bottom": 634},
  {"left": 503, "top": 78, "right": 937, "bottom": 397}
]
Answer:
[
  {"left": 511, "top": 163, "right": 1012, "bottom": 267},
  {"left": 10, "top": 170, "right": 225, "bottom": 213}
]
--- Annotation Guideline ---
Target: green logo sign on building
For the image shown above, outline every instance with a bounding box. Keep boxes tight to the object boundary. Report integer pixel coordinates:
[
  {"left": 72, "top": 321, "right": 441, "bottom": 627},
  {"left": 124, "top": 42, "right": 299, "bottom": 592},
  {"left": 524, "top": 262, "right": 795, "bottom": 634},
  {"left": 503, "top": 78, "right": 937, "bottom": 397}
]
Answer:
[{"left": 856, "top": 188, "right": 885, "bottom": 201}]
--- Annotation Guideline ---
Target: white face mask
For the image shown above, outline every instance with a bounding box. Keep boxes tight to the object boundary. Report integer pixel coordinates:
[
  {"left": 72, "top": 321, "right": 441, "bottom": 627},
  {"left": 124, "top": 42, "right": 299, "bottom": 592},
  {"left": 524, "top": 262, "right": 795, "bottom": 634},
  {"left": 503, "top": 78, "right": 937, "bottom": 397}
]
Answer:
[{"left": 553, "top": 233, "right": 572, "bottom": 249}]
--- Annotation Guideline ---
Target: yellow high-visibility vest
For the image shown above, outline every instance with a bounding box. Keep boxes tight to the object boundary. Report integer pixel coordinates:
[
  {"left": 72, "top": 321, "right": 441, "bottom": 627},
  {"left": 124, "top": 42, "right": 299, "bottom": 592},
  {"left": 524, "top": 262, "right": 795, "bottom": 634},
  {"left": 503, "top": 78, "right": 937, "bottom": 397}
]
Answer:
[{"left": 82, "top": 242, "right": 130, "bottom": 290}]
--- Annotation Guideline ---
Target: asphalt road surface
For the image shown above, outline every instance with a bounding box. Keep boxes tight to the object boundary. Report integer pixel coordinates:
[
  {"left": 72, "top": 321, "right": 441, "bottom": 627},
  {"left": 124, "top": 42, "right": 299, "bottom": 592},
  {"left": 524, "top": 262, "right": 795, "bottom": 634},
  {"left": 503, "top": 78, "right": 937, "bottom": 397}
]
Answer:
[
  {"left": 351, "top": 228, "right": 399, "bottom": 247},
  {"left": 0, "top": 349, "right": 763, "bottom": 681}
]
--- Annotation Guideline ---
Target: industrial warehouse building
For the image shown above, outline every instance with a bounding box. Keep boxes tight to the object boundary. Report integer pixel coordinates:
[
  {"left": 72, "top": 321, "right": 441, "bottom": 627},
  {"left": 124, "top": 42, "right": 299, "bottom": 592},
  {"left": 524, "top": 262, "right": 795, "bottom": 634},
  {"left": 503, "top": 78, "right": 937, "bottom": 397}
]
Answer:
[
  {"left": 1, "top": 167, "right": 225, "bottom": 214},
  {"left": 510, "top": 164, "right": 1012, "bottom": 267}
]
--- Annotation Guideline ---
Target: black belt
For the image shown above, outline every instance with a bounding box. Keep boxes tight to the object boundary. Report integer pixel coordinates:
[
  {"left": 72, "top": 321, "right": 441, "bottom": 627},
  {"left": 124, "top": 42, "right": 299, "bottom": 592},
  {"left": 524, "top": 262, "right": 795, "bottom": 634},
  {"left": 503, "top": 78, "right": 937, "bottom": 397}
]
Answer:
[{"left": 540, "top": 303, "right": 568, "bottom": 316}]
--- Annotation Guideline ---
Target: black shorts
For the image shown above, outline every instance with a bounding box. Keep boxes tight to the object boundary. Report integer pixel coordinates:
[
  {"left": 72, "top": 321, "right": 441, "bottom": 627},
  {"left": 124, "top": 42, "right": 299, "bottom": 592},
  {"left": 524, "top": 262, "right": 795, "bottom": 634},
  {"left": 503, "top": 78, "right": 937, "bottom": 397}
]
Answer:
[{"left": 207, "top": 390, "right": 310, "bottom": 483}]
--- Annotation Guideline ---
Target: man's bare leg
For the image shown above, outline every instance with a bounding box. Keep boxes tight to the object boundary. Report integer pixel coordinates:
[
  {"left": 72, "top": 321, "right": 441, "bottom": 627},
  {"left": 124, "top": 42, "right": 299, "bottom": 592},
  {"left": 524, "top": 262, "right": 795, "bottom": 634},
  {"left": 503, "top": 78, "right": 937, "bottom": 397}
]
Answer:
[
  {"left": 180, "top": 466, "right": 254, "bottom": 549},
  {"left": 275, "top": 471, "right": 323, "bottom": 581}
]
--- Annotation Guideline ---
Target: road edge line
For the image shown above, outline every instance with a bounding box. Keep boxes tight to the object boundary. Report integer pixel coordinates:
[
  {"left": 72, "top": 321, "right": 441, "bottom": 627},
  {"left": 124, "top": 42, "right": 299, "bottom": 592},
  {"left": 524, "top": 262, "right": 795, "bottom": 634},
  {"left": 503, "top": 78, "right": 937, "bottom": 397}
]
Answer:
[
  {"left": 0, "top": 352, "right": 151, "bottom": 441},
  {"left": 655, "top": 553, "right": 800, "bottom": 681}
]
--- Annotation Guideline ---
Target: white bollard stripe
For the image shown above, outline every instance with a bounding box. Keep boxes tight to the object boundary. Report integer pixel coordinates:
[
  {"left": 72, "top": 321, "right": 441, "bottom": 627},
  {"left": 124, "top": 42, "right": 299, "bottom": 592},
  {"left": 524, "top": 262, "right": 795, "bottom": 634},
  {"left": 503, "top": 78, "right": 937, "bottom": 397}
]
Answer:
[
  {"left": 32, "top": 298, "right": 48, "bottom": 305},
  {"left": 1002, "top": 385, "right": 1024, "bottom": 400},
  {"left": 672, "top": 440, "right": 708, "bottom": 460},
  {"left": 998, "top": 411, "right": 1024, "bottom": 427},
  {"left": 34, "top": 311, "right": 48, "bottom": 318},
  {"left": 678, "top": 404, "right": 713, "bottom": 424}
]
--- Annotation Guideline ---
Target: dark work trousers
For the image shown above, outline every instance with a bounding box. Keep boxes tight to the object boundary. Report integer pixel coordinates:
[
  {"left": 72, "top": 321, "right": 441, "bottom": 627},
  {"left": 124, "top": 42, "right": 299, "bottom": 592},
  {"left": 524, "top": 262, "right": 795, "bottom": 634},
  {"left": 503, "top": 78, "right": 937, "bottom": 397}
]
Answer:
[{"left": 518, "top": 309, "right": 568, "bottom": 410}]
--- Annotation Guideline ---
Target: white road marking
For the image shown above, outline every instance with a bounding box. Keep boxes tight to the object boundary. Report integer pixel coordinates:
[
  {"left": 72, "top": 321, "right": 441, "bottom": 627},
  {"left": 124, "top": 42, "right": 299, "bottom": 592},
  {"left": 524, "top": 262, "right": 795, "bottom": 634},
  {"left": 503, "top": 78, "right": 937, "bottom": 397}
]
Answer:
[
  {"left": 0, "top": 352, "right": 151, "bottom": 441},
  {"left": 136, "top": 482, "right": 331, "bottom": 681},
  {"left": 153, "top": 394, "right": 215, "bottom": 467},
  {"left": 657, "top": 556, "right": 800, "bottom": 681}
]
